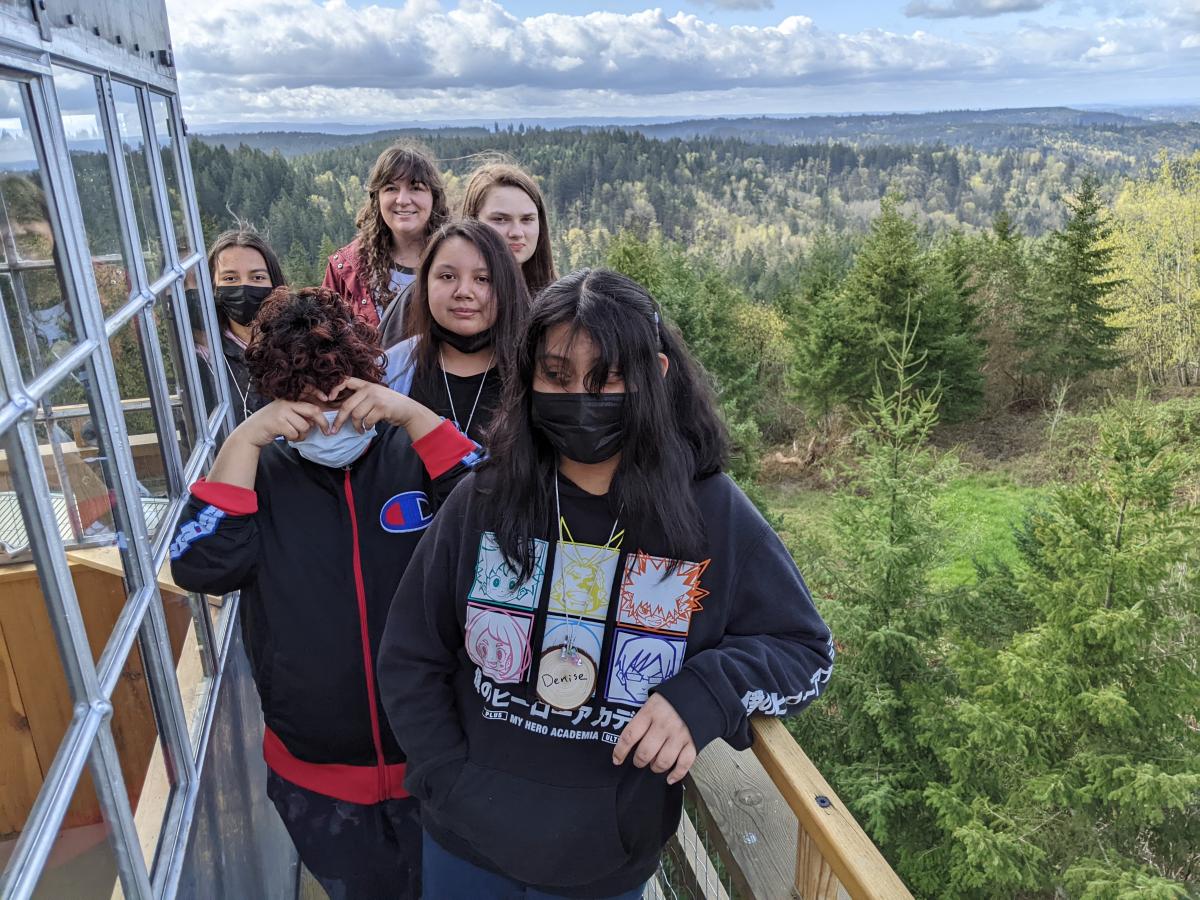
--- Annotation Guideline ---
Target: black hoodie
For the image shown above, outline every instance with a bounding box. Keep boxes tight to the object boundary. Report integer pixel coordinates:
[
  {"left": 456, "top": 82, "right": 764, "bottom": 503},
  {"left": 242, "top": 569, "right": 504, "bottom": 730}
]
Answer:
[
  {"left": 169, "top": 420, "right": 481, "bottom": 805},
  {"left": 377, "top": 471, "right": 834, "bottom": 897}
]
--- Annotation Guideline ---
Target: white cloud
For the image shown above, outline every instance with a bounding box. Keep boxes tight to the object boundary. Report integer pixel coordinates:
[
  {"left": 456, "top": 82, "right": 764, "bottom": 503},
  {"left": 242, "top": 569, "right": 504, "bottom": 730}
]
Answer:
[
  {"left": 695, "top": 0, "right": 775, "bottom": 8},
  {"left": 904, "top": 0, "right": 1051, "bottom": 17},
  {"left": 163, "top": 0, "right": 1200, "bottom": 124}
]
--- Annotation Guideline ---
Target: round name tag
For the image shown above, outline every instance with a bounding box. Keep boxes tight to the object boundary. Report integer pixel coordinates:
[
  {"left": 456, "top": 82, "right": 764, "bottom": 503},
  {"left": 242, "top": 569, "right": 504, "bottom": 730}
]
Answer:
[{"left": 536, "top": 646, "right": 597, "bottom": 711}]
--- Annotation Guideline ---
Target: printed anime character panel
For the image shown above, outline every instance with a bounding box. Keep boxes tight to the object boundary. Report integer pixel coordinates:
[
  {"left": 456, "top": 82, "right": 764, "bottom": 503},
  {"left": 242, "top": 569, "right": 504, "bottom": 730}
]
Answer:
[
  {"left": 468, "top": 532, "right": 547, "bottom": 610},
  {"left": 604, "top": 552, "right": 710, "bottom": 706},
  {"left": 465, "top": 533, "right": 547, "bottom": 682}
]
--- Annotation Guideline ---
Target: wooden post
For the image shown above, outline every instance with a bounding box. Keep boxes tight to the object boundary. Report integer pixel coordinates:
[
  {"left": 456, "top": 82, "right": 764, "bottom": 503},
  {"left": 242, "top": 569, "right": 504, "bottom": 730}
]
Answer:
[{"left": 750, "top": 718, "right": 913, "bottom": 900}]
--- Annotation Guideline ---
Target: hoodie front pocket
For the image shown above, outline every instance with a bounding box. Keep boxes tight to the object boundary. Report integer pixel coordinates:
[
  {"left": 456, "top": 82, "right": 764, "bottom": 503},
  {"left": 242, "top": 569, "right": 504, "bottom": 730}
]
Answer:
[{"left": 439, "top": 761, "right": 628, "bottom": 888}]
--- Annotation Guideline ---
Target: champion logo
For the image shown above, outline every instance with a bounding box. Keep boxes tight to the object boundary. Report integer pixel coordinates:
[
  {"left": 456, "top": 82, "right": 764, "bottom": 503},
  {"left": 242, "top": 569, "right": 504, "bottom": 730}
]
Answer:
[{"left": 379, "top": 491, "right": 433, "bottom": 533}]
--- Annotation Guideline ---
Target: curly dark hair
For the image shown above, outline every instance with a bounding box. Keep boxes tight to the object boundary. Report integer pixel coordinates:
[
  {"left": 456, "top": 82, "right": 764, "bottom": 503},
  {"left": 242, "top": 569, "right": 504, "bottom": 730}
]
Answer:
[{"left": 245, "top": 287, "right": 385, "bottom": 401}]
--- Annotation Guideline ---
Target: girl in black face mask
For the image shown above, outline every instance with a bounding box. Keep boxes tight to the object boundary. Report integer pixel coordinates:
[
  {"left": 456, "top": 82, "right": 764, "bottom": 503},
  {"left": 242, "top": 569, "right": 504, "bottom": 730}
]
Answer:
[
  {"left": 378, "top": 270, "right": 834, "bottom": 900},
  {"left": 188, "top": 226, "right": 285, "bottom": 424},
  {"left": 383, "top": 220, "right": 530, "bottom": 445}
]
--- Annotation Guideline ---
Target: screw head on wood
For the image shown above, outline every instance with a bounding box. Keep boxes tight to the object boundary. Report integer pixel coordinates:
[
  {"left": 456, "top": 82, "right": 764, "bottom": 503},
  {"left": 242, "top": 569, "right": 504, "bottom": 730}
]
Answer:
[{"left": 815, "top": 795, "right": 832, "bottom": 808}]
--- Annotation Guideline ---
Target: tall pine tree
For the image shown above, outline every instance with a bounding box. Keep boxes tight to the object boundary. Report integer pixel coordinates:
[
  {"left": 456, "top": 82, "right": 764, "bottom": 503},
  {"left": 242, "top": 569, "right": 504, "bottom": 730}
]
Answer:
[
  {"left": 926, "top": 399, "right": 1200, "bottom": 897},
  {"left": 793, "top": 197, "right": 984, "bottom": 420},
  {"left": 789, "top": 317, "right": 960, "bottom": 895},
  {"left": 1021, "top": 176, "right": 1123, "bottom": 388}
]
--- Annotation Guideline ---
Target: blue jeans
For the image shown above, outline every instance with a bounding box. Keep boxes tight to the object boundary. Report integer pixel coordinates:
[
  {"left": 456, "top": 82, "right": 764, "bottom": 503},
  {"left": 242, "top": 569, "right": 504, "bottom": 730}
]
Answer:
[{"left": 422, "top": 830, "right": 646, "bottom": 900}]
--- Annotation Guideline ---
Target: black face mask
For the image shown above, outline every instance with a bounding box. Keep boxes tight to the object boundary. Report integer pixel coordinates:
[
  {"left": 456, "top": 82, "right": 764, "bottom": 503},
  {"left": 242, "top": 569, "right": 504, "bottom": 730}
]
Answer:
[
  {"left": 431, "top": 319, "right": 494, "bottom": 355},
  {"left": 215, "top": 285, "right": 273, "bottom": 327},
  {"left": 531, "top": 391, "right": 626, "bottom": 464}
]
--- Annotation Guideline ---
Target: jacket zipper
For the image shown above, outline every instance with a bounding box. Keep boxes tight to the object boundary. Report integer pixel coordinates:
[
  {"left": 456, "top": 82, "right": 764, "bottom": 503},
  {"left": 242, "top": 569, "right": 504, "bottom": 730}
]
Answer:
[{"left": 342, "top": 467, "right": 390, "bottom": 800}]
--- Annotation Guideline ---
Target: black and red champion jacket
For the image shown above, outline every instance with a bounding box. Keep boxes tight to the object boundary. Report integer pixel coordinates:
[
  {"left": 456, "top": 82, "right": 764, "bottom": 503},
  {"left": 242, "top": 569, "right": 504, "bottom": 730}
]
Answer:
[{"left": 169, "top": 420, "right": 481, "bottom": 804}]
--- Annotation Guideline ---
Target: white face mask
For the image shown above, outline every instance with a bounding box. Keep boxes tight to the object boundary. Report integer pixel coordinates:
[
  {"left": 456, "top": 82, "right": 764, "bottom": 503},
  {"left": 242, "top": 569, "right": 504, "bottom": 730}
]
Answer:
[{"left": 288, "top": 411, "right": 376, "bottom": 468}]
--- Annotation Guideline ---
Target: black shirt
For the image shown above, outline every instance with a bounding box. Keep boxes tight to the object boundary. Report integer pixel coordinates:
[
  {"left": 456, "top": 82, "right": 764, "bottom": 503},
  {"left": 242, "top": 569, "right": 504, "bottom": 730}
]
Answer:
[{"left": 409, "top": 365, "right": 502, "bottom": 445}]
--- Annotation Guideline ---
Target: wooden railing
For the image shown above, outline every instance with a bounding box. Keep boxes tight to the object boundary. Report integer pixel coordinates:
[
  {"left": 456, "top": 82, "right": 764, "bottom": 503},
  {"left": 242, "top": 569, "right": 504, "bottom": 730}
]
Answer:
[
  {"left": 749, "top": 718, "right": 911, "bottom": 899},
  {"left": 661, "top": 718, "right": 912, "bottom": 900}
]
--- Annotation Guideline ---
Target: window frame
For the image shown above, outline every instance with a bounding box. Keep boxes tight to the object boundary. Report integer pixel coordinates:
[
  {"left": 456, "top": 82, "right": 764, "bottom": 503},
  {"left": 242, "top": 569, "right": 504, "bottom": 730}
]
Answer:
[{"left": 0, "top": 28, "right": 236, "bottom": 900}]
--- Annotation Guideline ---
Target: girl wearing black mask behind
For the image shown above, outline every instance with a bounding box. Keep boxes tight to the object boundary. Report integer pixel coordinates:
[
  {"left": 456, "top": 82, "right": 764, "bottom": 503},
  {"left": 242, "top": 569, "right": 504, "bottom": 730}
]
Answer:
[
  {"left": 383, "top": 220, "right": 529, "bottom": 445},
  {"left": 378, "top": 269, "right": 834, "bottom": 899},
  {"left": 188, "top": 226, "right": 285, "bottom": 423}
]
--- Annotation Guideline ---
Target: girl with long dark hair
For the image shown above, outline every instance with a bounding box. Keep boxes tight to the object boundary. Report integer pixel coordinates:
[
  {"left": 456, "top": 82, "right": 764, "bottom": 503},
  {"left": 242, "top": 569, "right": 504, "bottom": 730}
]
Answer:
[
  {"left": 323, "top": 142, "right": 449, "bottom": 329},
  {"left": 190, "top": 225, "right": 285, "bottom": 423},
  {"left": 170, "top": 287, "right": 481, "bottom": 900},
  {"left": 382, "top": 219, "right": 529, "bottom": 444},
  {"left": 461, "top": 159, "right": 557, "bottom": 298},
  {"left": 378, "top": 269, "right": 834, "bottom": 899}
]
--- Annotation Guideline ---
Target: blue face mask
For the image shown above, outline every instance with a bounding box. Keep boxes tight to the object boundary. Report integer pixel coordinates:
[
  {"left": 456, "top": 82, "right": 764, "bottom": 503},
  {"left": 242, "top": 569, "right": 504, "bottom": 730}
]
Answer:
[{"left": 288, "top": 411, "right": 375, "bottom": 468}]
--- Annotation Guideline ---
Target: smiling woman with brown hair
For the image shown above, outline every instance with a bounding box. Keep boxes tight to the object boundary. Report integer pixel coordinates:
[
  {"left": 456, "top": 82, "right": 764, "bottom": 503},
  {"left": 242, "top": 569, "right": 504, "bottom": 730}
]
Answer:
[
  {"left": 169, "top": 286, "right": 480, "bottom": 900},
  {"left": 323, "top": 142, "right": 450, "bottom": 330}
]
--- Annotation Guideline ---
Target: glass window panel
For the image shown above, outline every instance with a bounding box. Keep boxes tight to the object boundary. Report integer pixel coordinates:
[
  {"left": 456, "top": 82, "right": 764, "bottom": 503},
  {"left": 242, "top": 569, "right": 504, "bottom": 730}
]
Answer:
[
  {"left": 108, "top": 319, "right": 172, "bottom": 512},
  {"left": 0, "top": 363, "right": 130, "bottom": 562},
  {"left": 52, "top": 66, "right": 133, "bottom": 318},
  {"left": 110, "top": 84, "right": 163, "bottom": 281},
  {"left": 154, "top": 288, "right": 199, "bottom": 470},
  {"left": 183, "top": 264, "right": 221, "bottom": 422},
  {"left": 0, "top": 754, "right": 124, "bottom": 899},
  {"left": 170, "top": 591, "right": 215, "bottom": 746},
  {"left": 0, "top": 551, "right": 178, "bottom": 894},
  {"left": 0, "top": 79, "right": 81, "bottom": 383},
  {"left": 148, "top": 94, "right": 192, "bottom": 259}
]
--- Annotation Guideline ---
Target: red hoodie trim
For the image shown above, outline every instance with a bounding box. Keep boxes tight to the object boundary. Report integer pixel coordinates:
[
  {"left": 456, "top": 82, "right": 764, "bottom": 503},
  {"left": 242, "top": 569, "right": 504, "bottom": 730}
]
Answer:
[
  {"left": 190, "top": 478, "right": 258, "bottom": 515},
  {"left": 263, "top": 727, "right": 408, "bottom": 805},
  {"left": 412, "top": 419, "right": 477, "bottom": 479},
  {"left": 343, "top": 469, "right": 393, "bottom": 799}
]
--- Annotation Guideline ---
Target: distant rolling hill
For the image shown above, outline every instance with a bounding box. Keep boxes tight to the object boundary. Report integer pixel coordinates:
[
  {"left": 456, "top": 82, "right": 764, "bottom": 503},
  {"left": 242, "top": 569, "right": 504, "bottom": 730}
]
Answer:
[{"left": 192, "top": 106, "right": 1200, "bottom": 162}]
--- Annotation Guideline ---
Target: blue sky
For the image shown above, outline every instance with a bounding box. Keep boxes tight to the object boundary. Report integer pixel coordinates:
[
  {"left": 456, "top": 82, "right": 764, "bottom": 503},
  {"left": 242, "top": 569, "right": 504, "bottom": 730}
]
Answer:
[{"left": 166, "top": 1, "right": 1200, "bottom": 126}]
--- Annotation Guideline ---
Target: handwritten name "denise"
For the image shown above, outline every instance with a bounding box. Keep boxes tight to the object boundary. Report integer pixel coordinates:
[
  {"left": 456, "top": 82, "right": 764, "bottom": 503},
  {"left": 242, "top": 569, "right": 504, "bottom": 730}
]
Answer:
[{"left": 541, "top": 671, "right": 589, "bottom": 687}]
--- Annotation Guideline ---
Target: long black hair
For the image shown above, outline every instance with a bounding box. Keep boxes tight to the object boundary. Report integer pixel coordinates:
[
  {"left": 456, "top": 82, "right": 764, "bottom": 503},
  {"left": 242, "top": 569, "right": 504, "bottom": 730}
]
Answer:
[
  {"left": 405, "top": 219, "right": 530, "bottom": 381},
  {"left": 479, "top": 268, "right": 729, "bottom": 577}
]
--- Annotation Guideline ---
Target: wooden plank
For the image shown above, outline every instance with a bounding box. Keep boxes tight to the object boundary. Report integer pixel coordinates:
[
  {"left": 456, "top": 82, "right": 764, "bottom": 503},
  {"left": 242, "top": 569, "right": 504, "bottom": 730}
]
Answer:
[
  {"left": 0, "top": 614, "right": 43, "bottom": 835},
  {"left": 750, "top": 718, "right": 913, "bottom": 900},
  {"left": 665, "top": 800, "right": 731, "bottom": 900},
  {"left": 688, "top": 735, "right": 796, "bottom": 899},
  {"left": 797, "top": 824, "right": 845, "bottom": 900},
  {"left": 67, "top": 547, "right": 226, "bottom": 611},
  {"left": 67, "top": 547, "right": 181, "bottom": 597},
  {"left": 643, "top": 873, "right": 668, "bottom": 900},
  {"left": 0, "top": 564, "right": 105, "bottom": 829},
  {"left": 298, "top": 865, "right": 328, "bottom": 900}
]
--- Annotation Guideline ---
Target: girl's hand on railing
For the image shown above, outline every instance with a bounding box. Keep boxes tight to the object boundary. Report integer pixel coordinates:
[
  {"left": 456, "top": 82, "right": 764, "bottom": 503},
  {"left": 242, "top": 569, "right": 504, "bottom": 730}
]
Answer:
[{"left": 612, "top": 693, "right": 698, "bottom": 785}]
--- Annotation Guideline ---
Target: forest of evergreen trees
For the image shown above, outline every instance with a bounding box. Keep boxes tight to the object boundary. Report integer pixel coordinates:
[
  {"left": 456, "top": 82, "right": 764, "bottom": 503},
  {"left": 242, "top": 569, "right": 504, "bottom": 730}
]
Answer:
[
  {"left": 182, "top": 123, "right": 1199, "bottom": 898},
  {"left": 189, "top": 122, "right": 1160, "bottom": 294}
]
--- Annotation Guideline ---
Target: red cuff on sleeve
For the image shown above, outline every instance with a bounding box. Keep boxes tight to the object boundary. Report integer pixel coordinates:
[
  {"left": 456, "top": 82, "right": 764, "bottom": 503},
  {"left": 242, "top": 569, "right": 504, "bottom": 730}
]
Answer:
[
  {"left": 190, "top": 477, "right": 258, "bottom": 516},
  {"left": 412, "top": 420, "right": 477, "bottom": 479}
]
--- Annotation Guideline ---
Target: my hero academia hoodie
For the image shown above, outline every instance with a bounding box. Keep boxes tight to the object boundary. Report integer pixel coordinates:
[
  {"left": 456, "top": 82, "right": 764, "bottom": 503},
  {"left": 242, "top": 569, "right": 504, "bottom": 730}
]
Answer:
[
  {"left": 169, "top": 420, "right": 481, "bottom": 805},
  {"left": 377, "top": 471, "right": 834, "bottom": 898}
]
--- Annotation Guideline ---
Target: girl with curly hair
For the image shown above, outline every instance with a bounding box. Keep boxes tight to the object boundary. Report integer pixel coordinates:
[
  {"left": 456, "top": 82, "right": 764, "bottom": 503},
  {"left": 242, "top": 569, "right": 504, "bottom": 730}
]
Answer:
[
  {"left": 170, "top": 286, "right": 480, "bottom": 900},
  {"left": 323, "top": 142, "right": 449, "bottom": 329}
]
